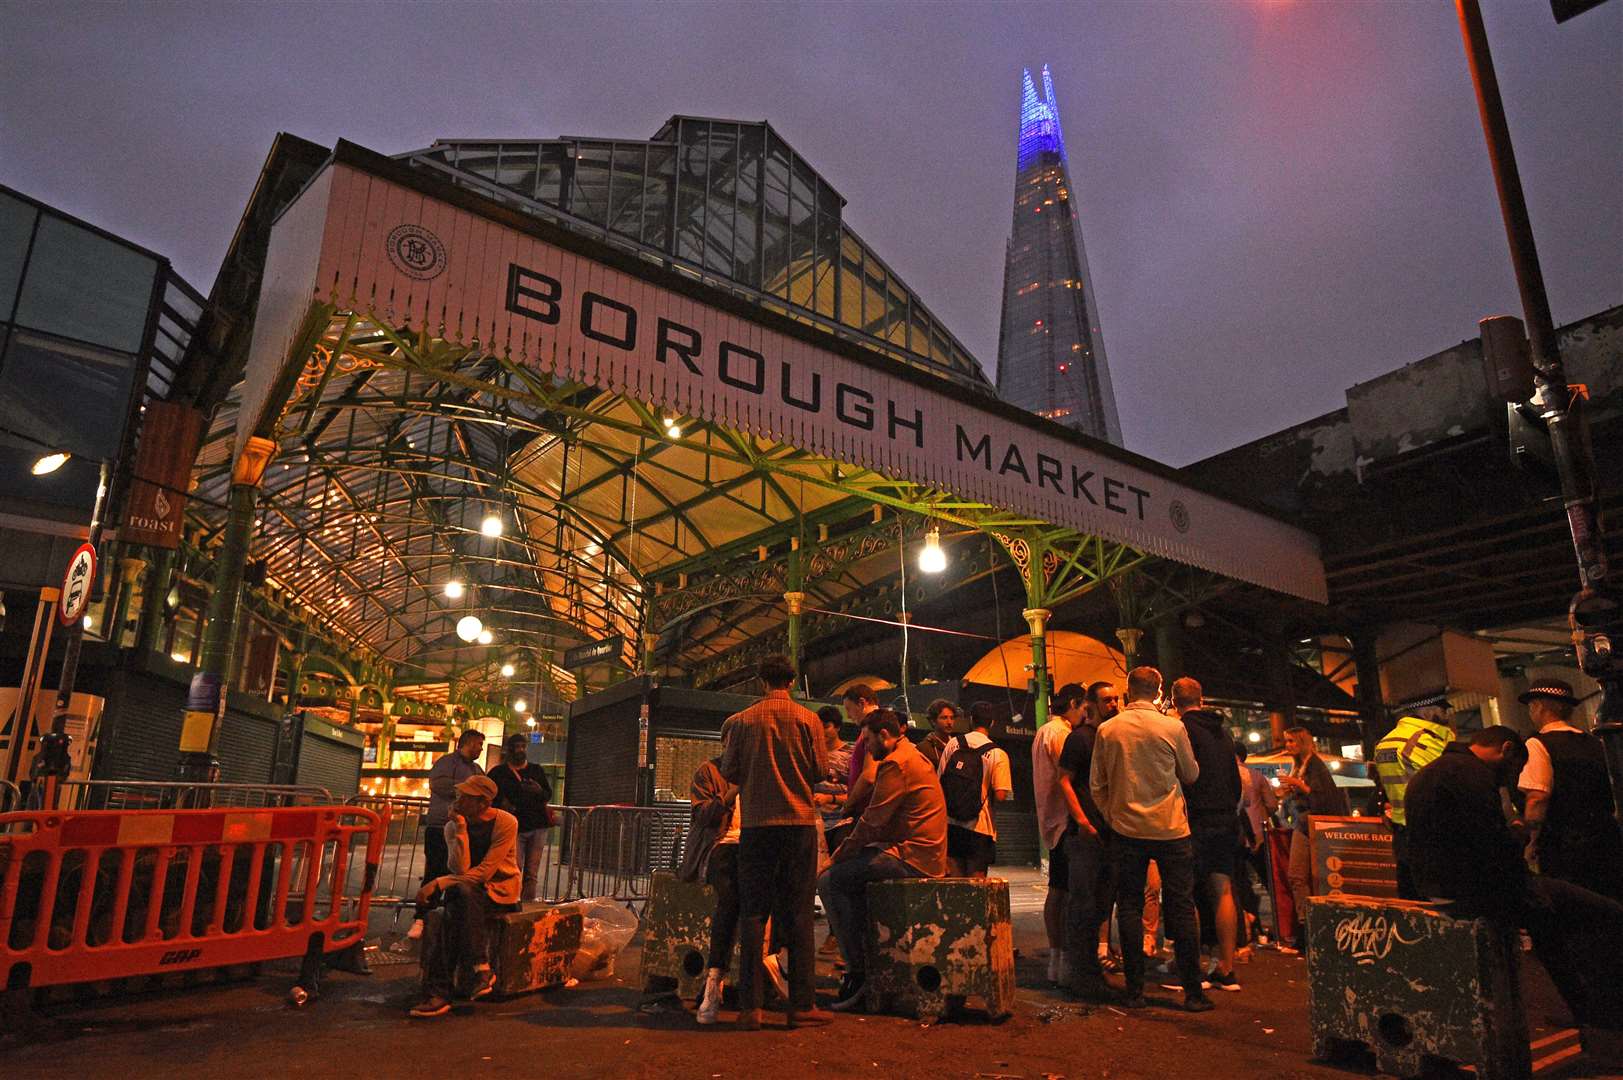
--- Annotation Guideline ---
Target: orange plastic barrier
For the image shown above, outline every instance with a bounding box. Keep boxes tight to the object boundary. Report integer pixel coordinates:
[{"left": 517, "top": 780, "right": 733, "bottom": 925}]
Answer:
[{"left": 0, "top": 804, "right": 384, "bottom": 991}]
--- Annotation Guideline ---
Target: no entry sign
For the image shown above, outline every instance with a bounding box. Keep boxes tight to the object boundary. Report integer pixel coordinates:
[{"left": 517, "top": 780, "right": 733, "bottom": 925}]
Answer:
[{"left": 59, "top": 542, "right": 97, "bottom": 627}]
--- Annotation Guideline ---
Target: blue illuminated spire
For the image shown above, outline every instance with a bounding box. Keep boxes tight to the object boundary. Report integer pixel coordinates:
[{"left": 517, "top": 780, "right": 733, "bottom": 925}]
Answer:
[{"left": 1017, "top": 64, "right": 1065, "bottom": 170}]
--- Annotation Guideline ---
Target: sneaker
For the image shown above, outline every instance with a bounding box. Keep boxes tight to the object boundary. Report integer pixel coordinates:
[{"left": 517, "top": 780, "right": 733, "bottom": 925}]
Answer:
[
  {"left": 1101, "top": 952, "right": 1123, "bottom": 974},
  {"left": 1182, "top": 991, "right": 1215, "bottom": 1013},
  {"left": 1161, "top": 978, "right": 1212, "bottom": 992},
  {"left": 831, "top": 974, "right": 866, "bottom": 1012},
  {"left": 697, "top": 973, "right": 723, "bottom": 1025},
  {"left": 406, "top": 918, "right": 425, "bottom": 941},
  {"left": 468, "top": 968, "right": 497, "bottom": 1000},
  {"left": 1208, "top": 970, "right": 1242, "bottom": 992},
  {"left": 409, "top": 996, "right": 451, "bottom": 1018},
  {"left": 1276, "top": 941, "right": 1300, "bottom": 956},
  {"left": 762, "top": 954, "right": 790, "bottom": 1001},
  {"left": 1118, "top": 990, "right": 1148, "bottom": 1010}
]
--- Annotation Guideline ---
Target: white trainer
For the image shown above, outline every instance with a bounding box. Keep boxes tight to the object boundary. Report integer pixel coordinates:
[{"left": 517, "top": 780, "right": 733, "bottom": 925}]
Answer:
[{"left": 696, "top": 970, "right": 723, "bottom": 1025}]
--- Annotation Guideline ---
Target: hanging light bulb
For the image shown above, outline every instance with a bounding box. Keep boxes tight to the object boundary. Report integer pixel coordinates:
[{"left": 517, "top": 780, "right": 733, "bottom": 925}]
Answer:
[
  {"left": 456, "top": 615, "right": 483, "bottom": 642},
  {"left": 500, "top": 662, "right": 515, "bottom": 678},
  {"left": 480, "top": 513, "right": 504, "bottom": 538},
  {"left": 513, "top": 697, "right": 528, "bottom": 714},
  {"left": 918, "top": 526, "right": 947, "bottom": 574},
  {"left": 477, "top": 628, "right": 494, "bottom": 645},
  {"left": 444, "top": 578, "right": 465, "bottom": 600}
]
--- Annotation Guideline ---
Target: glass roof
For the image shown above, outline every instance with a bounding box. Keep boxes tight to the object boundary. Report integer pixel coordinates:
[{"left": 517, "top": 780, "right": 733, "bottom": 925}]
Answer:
[{"left": 396, "top": 116, "right": 992, "bottom": 391}]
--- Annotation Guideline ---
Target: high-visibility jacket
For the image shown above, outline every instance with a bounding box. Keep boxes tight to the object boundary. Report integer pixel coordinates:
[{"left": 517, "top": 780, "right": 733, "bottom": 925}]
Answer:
[{"left": 1372, "top": 716, "right": 1454, "bottom": 827}]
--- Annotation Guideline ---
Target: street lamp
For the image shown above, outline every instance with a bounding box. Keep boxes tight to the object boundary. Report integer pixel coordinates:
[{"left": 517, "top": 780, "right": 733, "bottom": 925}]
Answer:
[{"left": 31, "top": 451, "right": 70, "bottom": 476}]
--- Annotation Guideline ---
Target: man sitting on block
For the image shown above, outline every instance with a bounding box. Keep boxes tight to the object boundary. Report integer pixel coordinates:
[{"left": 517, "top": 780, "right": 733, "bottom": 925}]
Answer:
[
  {"left": 410, "top": 773, "right": 523, "bottom": 1018},
  {"left": 818, "top": 707, "right": 947, "bottom": 1012}
]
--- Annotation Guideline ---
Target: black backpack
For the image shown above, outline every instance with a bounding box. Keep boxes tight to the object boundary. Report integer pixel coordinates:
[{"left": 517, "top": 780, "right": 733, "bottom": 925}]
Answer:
[{"left": 941, "top": 739, "right": 995, "bottom": 821}]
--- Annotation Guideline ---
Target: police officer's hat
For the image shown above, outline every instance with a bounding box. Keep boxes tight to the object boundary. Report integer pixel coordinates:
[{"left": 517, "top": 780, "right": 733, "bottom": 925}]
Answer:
[
  {"left": 1397, "top": 691, "right": 1453, "bottom": 715},
  {"left": 1518, "top": 679, "right": 1579, "bottom": 707}
]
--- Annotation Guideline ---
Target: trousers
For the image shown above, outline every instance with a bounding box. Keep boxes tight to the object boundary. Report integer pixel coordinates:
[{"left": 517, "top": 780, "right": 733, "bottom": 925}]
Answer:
[
  {"left": 737, "top": 825, "right": 817, "bottom": 1011},
  {"left": 1113, "top": 834, "right": 1202, "bottom": 994}
]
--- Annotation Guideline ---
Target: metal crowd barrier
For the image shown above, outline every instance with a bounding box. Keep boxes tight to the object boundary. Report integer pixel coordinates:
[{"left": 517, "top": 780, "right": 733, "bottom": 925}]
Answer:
[
  {"left": 0, "top": 780, "right": 19, "bottom": 815},
  {"left": 348, "top": 795, "right": 690, "bottom": 910},
  {"left": 58, "top": 780, "right": 335, "bottom": 812},
  {"left": 0, "top": 803, "right": 385, "bottom": 997}
]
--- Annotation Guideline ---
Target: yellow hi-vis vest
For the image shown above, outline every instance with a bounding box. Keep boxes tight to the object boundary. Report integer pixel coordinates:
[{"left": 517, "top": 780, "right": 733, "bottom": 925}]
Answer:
[{"left": 1372, "top": 716, "right": 1454, "bottom": 827}]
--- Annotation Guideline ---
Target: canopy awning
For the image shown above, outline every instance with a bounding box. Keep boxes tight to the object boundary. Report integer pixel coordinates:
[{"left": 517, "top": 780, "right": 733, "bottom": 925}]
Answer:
[{"left": 200, "top": 140, "right": 1325, "bottom": 684}]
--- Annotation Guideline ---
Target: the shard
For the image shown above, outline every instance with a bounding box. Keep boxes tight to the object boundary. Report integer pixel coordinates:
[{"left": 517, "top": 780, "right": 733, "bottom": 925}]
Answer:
[{"left": 995, "top": 66, "right": 1122, "bottom": 445}]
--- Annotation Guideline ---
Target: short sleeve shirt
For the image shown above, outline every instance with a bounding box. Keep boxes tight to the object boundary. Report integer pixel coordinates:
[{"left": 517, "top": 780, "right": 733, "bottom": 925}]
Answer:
[
  {"left": 1032, "top": 718, "right": 1073, "bottom": 850},
  {"left": 938, "top": 731, "right": 1012, "bottom": 838},
  {"left": 1517, "top": 722, "right": 1580, "bottom": 795},
  {"left": 1057, "top": 725, "right": 1109, "bottom": 834}
]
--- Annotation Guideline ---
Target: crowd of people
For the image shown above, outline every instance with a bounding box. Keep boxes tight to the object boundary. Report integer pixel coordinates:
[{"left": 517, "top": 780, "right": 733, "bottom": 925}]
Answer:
[{"left": 402, "top": 655, "right": 1623, "bottom": 1038}]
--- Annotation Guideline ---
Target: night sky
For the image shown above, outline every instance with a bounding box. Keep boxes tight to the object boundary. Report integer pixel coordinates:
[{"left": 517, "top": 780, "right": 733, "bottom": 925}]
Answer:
[{"left": 2, "top": 0, "right": 1618, "bottom": 465}]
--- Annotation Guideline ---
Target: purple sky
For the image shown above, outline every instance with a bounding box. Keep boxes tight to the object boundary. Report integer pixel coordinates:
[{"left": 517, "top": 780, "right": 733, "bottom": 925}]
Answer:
[{"left": 2, "top": 1, "right": 1618, "bottom": 465}]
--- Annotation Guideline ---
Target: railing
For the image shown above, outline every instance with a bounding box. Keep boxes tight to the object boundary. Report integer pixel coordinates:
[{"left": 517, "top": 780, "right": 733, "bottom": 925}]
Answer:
[
  {"left": 56, "top": 781, "right": 335, "bottom": 812},
  {"left": 0, "top": 804, "right": 385, "bottom": 994},
  {"left": 0, "top": 780, "right": 20, "bottom": 815},
  {"left": 348, "top": 795, "right": 691, "bottom": 910}
]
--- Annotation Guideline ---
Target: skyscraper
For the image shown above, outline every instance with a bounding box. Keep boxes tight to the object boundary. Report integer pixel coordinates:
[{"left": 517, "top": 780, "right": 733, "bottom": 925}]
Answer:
[{"left": 995, "top": 66, "right": 1123, "bottom": 445}]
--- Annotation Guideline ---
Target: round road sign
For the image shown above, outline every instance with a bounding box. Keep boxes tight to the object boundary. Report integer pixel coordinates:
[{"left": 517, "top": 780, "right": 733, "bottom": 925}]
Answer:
[{"left": 60, "top": 542, "right": 97, "bottom": 626}]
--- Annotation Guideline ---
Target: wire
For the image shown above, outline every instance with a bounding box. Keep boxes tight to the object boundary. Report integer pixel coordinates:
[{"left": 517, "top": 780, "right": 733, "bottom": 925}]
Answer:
[
  {"left": 800, "top": 607, "right": 1000, "bottom": 640},
  {"left": 987, "top": 534, "right": 1018, "bottom": 719},
  {"left": 897, "top": 511, "right": 912, "bottom": 722}
]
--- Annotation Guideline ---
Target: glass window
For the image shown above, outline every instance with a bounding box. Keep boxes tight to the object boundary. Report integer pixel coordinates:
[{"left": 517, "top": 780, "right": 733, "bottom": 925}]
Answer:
[
  {"left": 761, "top": 133, "right": 791, "bottom": 298},
  {"left": 537, "top": 144, "right": 567, "bottom": 207},
  {"left": 0, "top": 328, "right": 140, "bottom": 458},
  {"left": 608, "top": 144, "right": 645, "bottom": 242},
  {"left": 12, "top": 214, "right": 157, "bottom": 352},
  {"left": 495, "top": 145, "right": 539, "bottom": 198},
  {"left": 838, "top": 230, "right": 864, "bottom": 330},
  {"left": 861, "top": 246, "right": 887, "bottom": 337},
  {"left": 452, "top": 143, "right": 501, "bottom": 182},
  {"left": 642, "top": 145, "right": 674, "bottom": 253},
  {"left": 674, "top": 122, "right": 708, "bottom": 266},
  {"left": 703, "top": 124, "right": 736, "bottom": 278},
  {"left": 570, "top": 143, "right": 612, "bottom": 228},
  {"left": 729, "top": 126, "right": 762, "bottom": 289},
  {"left": 886, "top": 278, "right": 909, "bottom": 349},
  {"left": 0, "top": 191, "right": 38, "bottom": 324}
]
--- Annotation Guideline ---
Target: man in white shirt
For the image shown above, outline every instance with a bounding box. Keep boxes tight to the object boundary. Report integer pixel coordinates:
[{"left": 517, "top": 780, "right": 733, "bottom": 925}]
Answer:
[
  {"left": 937, "top": 701, "right": 1014, "bottom": 875},
  {"left": 1090, "top": 666, "right": 1210, "bottom": 1012},
  {"left": 1033, "top": 684, "right": 1086, "bottom": 984},
  {"left": 1516, "top": 679, "right": 1623, "bottom": 902}
]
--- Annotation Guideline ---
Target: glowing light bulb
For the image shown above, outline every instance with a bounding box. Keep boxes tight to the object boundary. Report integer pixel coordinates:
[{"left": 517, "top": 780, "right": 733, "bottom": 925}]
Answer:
[
  {"left": 500, "top": 662, "right": 515, "bottom": 678},
  {"left": 481, "top": 514, "right": 504, "bottom": 538},
  {"left": 918, "top": 527, "right": 947, "bottom": 574},
  {"left": 526, "top": 717, "right": 537, "bottom": 728},
  {"left": 444, "top": 579, "right": 465, "bottom": 600},
  {"left": 477, "top": 628, "right": 494, "bottom": 645},
  {"left": 31, "top": 452, "right": 70, "bottom": 476},
  {"left": 456, "top": 615, "right": 483, "bottom": 642},
  {"left": 1247, "top": 731, "right": 1262, "bottom": 744},
  {"left": 513, "top": 698, "right": 528, "bottom": 714}
]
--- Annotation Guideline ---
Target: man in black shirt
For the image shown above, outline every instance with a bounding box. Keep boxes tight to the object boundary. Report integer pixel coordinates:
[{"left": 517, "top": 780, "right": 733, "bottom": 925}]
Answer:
[
  {"left": 1408, "top": 726, "right": 1623, "bottom": 1032},
  {"left": 489, "top": 732, "right": 553, "bottom": 902},
  {"left": 1516, "top": 680, "right": 1623, "bottom": 903},
  {"left": 1055, "top": 680, "right": 1117, "bottom": 1001},
  {"left": 1173, "top": 678, "right": 1242, "bottom": 991}
]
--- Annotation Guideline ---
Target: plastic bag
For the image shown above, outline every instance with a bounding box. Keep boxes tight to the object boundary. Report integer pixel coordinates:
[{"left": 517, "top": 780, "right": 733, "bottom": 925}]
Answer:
[{"left": 570, "top": 897, "right": 639, "bottom": 980}]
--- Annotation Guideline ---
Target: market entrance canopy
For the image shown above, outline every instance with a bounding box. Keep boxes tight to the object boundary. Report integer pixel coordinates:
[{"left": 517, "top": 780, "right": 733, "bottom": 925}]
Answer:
[{"left": 237, "top": 142, "right": 1323, "bottom": 597}]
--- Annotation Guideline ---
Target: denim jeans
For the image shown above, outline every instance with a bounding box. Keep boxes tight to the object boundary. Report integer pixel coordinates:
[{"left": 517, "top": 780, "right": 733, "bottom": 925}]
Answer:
[
  {"left": 816, "top": 848, "right": 917, "bottom": 980},
  {"left": 416, "top": 823, "right": 449, "bottom": 920},
  {"left": 1112, "top": 834, "right": 1202, "bottom": 994},
  {"left": 423, "top": 882, "right": 516, "bottom": 998},
  {"left": 1062, "top": 828, "right": 1113, "bottom": 984},
  {"left": 515, "top": 828, "right": 548, "bottom": 902}
]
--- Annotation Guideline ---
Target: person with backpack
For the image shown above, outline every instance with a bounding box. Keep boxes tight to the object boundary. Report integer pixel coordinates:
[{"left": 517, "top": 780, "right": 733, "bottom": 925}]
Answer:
[{"left": 937, "top": 701, "right": 1013, "bottom": 876}]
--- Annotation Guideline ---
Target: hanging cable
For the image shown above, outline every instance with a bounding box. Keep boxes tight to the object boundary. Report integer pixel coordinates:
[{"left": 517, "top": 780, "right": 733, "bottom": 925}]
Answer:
[
  {"left": 987, "top": 534, "right": 1018, "bottom": 718},
  {"left": 896, "top": 510, "right": 913, "bottom": 723}
]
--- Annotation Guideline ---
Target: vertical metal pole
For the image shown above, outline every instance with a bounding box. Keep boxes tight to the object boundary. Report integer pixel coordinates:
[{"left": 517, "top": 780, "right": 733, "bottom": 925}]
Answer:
[
  {"left": 1352, "top": 632, "right": 1388, "bottom": 759},
  {"left": 1024, "top": 607, "right": 1052, "bottom": 731},
  {"left": 179, "top": 437, "right": 274, "bottom": 784},
  {"left": 4, "top": 591, "right": 57, "bottom": 786},
  {"left": 34, "top": 460, "right": 112, "bottom": 807}
]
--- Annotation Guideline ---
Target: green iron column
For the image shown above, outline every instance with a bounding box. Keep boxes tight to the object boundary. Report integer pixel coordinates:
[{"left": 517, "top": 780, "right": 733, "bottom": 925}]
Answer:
[
  {"left": 179, "top": 436, "right": 274, "bottom": 784},
  {"left": 784, "top": 536, "right": 805, "bottom": 691},
  {"left": 1023, "top": 606, "right": 1052, "bottom": 730}
]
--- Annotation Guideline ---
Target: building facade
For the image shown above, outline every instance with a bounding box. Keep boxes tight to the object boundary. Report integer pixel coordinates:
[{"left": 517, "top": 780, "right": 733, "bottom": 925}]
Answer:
[{"left": 995, "top": 66, "right": 1122, "bottom": 445}]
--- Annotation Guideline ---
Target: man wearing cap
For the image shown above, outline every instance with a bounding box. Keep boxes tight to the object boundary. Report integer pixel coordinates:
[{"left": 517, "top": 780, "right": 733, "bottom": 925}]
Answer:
[
  {"left": 408, "top": 728, "right": 485, "bottom": 942},
  {"left": 1518, "top": 679, "right": 1623, "bottom": 902},
  {"left": 410, "top": 774, "right": 522, "bottom": 1018},
  {"left": 1372, "top": 695, "right": 1455, "bottom": 900}
]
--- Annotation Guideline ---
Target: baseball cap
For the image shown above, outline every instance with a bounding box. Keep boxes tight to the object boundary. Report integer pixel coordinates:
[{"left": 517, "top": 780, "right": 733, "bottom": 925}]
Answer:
[
  {"left": 455, "top": 775, "right": 498, "bottom": 799},
  {"left": 1518, "top": 679, "right": 1579, "bottom": 706}
]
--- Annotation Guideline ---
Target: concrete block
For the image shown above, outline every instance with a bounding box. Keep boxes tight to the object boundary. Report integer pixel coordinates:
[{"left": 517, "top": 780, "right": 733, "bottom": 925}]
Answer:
[
  {"left": 420, "top": 901, "right": 582, "bottom": 999},
  {"left": 637, "top": 871, "right": 738, "bottom": 1001},
  {"left": 864, "top": 877, "right": 1015, "bottom": 1020},
  {"left": 1306, "top": 895, "right": 1529, "bottom": 1080}
]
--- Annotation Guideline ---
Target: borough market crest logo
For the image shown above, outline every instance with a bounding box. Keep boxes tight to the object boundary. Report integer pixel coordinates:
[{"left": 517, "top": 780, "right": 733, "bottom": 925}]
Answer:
[{"left": 386, "top": 224, "right": 447, "bottom": 281}]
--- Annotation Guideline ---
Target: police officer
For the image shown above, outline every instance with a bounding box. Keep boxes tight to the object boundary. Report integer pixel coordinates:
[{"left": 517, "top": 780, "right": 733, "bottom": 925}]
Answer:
[
  {"left": 1372, "top": 694, "right": 1455, "bottom": 899},
  {"left": 1518, "top": 679, "right": 1623, "bottom": 903}
]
